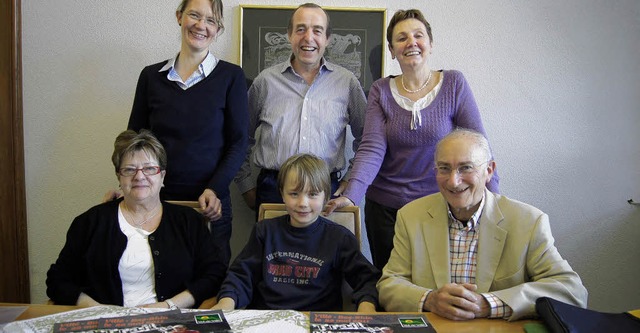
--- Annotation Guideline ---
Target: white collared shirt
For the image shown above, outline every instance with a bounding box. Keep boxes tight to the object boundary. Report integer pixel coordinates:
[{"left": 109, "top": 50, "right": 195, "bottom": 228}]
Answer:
[{"left": 160, "top": 51, "right": 219, "bottom": 90}]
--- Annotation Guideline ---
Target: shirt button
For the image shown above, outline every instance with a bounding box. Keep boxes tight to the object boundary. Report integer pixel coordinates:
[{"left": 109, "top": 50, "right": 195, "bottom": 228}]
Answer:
[
  {"left": 153, "top": 250, "right": 160, "bottom": 256},
  {"left": 303, "top": 117, "right": 308, "bottom": 120},
  {"left": 302, "top": 137, "right": 307, "bottom": 140}
]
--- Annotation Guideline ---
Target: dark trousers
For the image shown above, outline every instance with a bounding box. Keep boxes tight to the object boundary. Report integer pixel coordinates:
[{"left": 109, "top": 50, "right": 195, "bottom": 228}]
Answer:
[
  {"left": 161, "top": 189, "right": 233, "bottom": 269},
  {"left": 364, "top": 197, "right": 399, "bottom": 271},
  {"left": 255, "top": 168, "right": 341, "bottom": 220}
]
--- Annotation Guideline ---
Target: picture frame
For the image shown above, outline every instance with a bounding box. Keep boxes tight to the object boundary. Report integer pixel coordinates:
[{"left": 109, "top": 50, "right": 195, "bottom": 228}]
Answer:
[{"left": 239, "top": 5, "right": 386, "bottom": 93}]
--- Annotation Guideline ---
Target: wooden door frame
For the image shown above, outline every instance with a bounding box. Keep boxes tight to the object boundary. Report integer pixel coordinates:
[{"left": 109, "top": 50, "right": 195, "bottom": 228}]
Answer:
[{"left": 0, "top": 0, "right": 30, "bottom": 302}]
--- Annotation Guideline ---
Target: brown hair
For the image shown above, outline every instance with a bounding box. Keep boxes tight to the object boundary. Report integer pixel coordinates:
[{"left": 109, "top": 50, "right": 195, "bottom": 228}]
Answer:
[
  {"left": 287, "top": 3, "right": 332, "bottom": 37},
  {"left": 387, "top": 9, "right": 432, "bottom": 45},
  {"left": 176, "top": 0, "right": 225, "bottom": 35},
  {"left": 278, "top": 154, "right": 331, "bottom": 205},
  {"left": 111, "top": 129, "right": 167, "bottom": 173}
]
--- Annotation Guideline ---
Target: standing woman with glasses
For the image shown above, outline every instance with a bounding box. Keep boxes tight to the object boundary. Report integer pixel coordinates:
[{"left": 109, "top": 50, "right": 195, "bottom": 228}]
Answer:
[
  {"left": 47, "top": 130, "right": 226, "bottom": 309},
  {"left": 126, "top": 0, "right": 248, "bottom": 269},
  {"left": 326, "top": 9, "right": 499, "bottom": 271}
]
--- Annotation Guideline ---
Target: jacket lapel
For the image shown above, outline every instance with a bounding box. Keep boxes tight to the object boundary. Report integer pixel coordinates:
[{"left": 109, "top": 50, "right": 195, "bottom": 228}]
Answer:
[
  {"left": 476, "top": 190, "right": 507, "bottom": 292},
  {"left": 424, "top": 194, "right": 452, "bottom": 289}
]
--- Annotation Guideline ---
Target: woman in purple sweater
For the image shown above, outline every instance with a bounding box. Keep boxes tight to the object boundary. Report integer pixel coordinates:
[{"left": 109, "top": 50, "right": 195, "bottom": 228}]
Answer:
[{"left": 327, "top": 9, "right": 498, "bottom": 271}]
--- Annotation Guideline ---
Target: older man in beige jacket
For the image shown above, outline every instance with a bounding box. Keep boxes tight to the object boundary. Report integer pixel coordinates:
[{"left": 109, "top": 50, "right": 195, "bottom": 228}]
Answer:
[{"left": 377, "top": 129, "right": 587, "bottom": 321}]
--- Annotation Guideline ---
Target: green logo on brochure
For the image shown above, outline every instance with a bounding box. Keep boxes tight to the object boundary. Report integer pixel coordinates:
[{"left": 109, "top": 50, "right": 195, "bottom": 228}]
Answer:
[
  {"left": 398, "top": 317, "right": 428, "bottom": 328},
  {"left": 194, "top": 313, "right": 223, "bottom": 324}
]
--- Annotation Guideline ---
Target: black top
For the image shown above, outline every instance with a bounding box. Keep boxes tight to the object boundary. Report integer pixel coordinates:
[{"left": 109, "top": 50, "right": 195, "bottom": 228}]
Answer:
[
  {"left": 46, "top": 199, "right": 226, "bottom": 307},
  {"left": 128, "top": 60, "right": 249, "bottom": 199}
]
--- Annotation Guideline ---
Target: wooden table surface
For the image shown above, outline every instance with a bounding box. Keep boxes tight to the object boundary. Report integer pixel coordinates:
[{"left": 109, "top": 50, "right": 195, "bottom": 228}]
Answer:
[{"left": 1, "top": 303, "right": 537, "bottom": 332}]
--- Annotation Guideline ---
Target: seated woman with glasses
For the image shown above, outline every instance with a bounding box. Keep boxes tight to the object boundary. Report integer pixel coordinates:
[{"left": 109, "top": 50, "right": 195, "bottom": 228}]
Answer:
[{"left": 46, "top": 129, "right": 226, "bottom": 309}]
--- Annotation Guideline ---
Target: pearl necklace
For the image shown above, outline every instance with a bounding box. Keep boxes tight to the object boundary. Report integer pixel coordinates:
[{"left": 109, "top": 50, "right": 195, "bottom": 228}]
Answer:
[
  {"left": 122, "top": 202, "right": 160, "bottom": 227},
  {"left": 401, "top": 70, "right": 433, "bottom": 94}
]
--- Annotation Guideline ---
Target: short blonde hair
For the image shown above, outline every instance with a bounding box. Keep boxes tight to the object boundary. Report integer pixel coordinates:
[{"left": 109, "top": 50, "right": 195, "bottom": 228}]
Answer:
[{"left": 278, "top": 154, "right": 331, "bottom": 205}]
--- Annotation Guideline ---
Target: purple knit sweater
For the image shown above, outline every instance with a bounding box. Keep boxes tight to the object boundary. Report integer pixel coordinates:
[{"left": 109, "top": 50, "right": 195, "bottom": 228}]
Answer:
[{"left": 342, "top": 70, "right": 499, "bottom": 209}]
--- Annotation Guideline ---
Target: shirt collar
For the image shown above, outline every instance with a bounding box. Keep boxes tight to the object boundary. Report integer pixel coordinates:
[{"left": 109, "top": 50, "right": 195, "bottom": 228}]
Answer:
[
  {"left": 281, "top": 56, "right": 332, "bottom": 75},
  {"left": 447, "top": 193, "right": 486, "bottom": 231},
  {"left": 159, "top": 51, "right": 218, "bottom": 77}
]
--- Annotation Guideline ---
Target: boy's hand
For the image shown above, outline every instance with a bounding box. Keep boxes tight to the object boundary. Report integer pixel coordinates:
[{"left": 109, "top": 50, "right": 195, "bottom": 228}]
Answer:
[
  {"left": 356, "top": 301, "right": 376, "bottom": 313},
  {"left": 211, "top": 297, "right": 235, "bottom": 311}
]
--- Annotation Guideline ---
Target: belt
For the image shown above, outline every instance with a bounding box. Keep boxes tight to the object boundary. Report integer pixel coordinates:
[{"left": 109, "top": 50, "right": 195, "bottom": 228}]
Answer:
[{"left": 260, "top": 168, "right": 342, "bottom": 180}]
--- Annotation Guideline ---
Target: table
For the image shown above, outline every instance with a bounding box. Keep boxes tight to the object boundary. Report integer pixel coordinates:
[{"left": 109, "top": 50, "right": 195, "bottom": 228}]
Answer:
[
  {"left": 2, "top": 303, "right": 79, "bottom": 321},
  {"left": 1, "top": 303, "right": 538, "bottom": 332}
]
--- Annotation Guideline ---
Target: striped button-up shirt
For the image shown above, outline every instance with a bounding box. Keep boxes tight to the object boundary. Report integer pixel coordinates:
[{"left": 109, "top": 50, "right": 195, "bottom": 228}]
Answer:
[{"left": 235, "top": 58, "right": 366, "bottom": 193}]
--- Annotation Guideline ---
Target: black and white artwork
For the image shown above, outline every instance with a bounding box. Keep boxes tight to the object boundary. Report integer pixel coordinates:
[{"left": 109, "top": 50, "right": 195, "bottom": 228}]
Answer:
[{"left": 240, "top": 6, "right": 386, "bottom": 93}]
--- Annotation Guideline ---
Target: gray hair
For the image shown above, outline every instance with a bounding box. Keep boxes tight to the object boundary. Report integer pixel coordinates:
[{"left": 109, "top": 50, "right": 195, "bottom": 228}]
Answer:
[{"left": 435, "top": 128, "right": 492, "bottom": 163}]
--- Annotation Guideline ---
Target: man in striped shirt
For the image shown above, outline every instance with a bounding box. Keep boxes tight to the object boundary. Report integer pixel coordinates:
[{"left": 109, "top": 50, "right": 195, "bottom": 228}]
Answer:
[
  {"left": 377, "top": 129, "right": 587, "bottom": 320},
  {"left": 234, "top": 3, "right": 366, "bottom": 213}
]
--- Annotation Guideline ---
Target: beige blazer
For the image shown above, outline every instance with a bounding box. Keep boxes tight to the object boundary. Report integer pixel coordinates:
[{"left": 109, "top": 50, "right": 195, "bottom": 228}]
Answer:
[{"left": 377, "top": 190, "right": 588, "bottom": 320}]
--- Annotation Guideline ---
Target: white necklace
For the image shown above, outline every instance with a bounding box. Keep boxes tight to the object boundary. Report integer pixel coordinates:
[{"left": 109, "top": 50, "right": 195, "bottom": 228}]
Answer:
[
  {"left": 401, "top": 70, "right": 433, "bottom": 94},
  {"left": 122, "top": 202, "right": 160, "bottom": 227}
]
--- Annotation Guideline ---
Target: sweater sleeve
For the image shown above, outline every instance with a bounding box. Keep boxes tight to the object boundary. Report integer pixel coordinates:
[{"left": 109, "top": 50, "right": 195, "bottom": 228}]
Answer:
[
  {"left": 451, "top": 71, "right": 500, "bottom": 193},
  {"left": 342, "top": 79, "right": 389, "bottom": 204},
  {"left": 181, "top": 208, "right": 228, "bottom": 306},
  {"left": 46, "top": 214, "right": 92, "bottom": 305},
  {"left": 206, "top": 64, "right": 249, "bottom": 197},
  {"left": 217, "top": 223, "right": 265, "bottom": 308},
  {"left": 234, "top": 74, "right": 263, "bottom": 193},
  {"left": 128, "top": 66, "right": 151, "bottom": 130},
  {"left": 340, "top": 231, "right": 381, "bottom": 306}
]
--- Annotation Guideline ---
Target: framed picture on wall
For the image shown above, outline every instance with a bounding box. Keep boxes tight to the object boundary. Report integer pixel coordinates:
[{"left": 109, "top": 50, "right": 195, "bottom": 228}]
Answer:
[{"left": 239, "top": 5, "right": 386, "bottom": 94}]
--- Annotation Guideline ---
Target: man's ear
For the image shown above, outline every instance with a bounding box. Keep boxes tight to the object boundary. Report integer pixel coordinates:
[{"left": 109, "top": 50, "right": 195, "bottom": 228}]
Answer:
[
  {"left": 485, "top": 160, "right": 496, "bottom": 183},
  {"left": 176, "top": 11, "right": 182, "bottom": 26}
]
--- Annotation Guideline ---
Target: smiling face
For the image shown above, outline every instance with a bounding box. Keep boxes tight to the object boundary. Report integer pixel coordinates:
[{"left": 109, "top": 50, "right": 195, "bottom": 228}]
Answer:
[
  {"left": 389, "top": 18, "right": 432, "bottom": 70},
  {"left": 281, "top": 170, "right": 326, "bottom": 228},
  {"left": 435, "top": 135, "right": 495, "bottom": 221},
  {"left": 176, "top": 0, "right": 219, "bottom": 55},
  {"left": 118, "top": 150, "right": 165, "bottom": 204},
  {"left": 287, "top": 7, "right": 329, "bottom": 71}
]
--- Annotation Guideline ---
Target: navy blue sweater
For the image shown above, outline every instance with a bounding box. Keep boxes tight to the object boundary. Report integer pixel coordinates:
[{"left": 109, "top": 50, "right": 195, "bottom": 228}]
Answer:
[
  {"left": 128, "top": 60, "right": 248, "bottom": 199},
  {"left": 217, "top": 215, "right": 380, "bottom": 310}
]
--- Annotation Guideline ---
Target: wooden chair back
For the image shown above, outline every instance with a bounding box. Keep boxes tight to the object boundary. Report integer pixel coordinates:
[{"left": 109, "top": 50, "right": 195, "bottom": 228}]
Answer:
[{"left": 257, "top": 203, "right": 361, "bottom": 244}]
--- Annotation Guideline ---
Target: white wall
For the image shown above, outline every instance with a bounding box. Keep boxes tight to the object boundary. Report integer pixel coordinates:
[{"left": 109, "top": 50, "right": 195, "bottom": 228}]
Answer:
[{"left": 22, "top": 0, "right": 640, "bottom": 312}]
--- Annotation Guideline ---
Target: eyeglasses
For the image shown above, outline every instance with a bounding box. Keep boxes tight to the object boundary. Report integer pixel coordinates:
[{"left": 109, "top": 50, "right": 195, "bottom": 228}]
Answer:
[
  {"left": 434, "top": 161, "right": 489, "bottom": 177},
  {"left": 185, "top": 12, "right": 217, "bottom": 27},
  {"left": 118, "top": 166, "right": 161, "bottom": 177}
]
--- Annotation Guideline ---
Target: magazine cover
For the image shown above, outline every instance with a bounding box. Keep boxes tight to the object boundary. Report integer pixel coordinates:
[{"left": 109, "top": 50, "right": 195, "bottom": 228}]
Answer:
[
  {"left": 309, "top": 312, "right": 436, "bottom": 333},
  {"left": 52, "top": 310, "right": 231, "bottom": 333}
]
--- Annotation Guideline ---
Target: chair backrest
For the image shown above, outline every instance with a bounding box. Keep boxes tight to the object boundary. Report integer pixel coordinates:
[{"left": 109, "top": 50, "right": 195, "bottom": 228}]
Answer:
[
  {"left": 257, "top": 203, "right": 361, "bottom": 244},
  {"left": 165, "top": 200, "right": 203, "bottom": 214}
]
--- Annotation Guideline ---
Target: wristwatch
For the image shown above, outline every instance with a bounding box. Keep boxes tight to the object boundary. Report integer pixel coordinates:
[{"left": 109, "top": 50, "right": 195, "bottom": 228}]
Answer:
[{"left": 165, "top": 299, "right": 179, "bottom": 310}]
